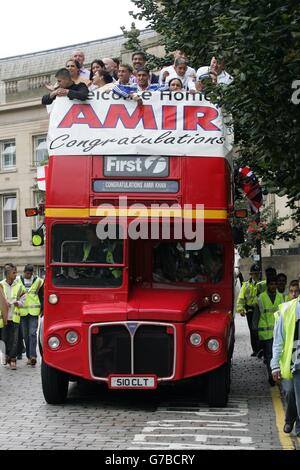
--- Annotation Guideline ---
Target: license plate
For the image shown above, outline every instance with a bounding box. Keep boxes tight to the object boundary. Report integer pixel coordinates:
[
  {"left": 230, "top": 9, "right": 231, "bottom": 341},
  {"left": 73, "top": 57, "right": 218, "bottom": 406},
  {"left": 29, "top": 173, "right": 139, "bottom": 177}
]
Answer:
[{"left": 109, "top": 375, "right": 157, "bottom": 389}]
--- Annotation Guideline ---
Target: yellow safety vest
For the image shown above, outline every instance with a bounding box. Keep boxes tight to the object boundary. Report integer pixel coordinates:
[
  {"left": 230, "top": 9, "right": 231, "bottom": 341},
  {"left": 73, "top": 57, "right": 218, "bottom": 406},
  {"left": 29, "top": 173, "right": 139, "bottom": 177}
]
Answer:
[
  {"left": 236, "top": 279, "right": 258, "bottom": 313},
  {"left": 257, "top": 280, "right": 267, "bottom": 295},
  {"left": 83, "top": 243, "right": 93, "bottom": 262},
  {"left": 0, "top": 286, "right": 8, "bottom": 328},
  {"left": 284, "top": 293, "right": 292, "bottom": 302},
  {"left": 83, "top": 243, "right": 122, "bottom": 279},
  {"left": 105, "top": 245, "right": 122, "bottom": 279},
  {"left": 0, "top": 279, "right": 26, "bottom": 325},
  {"left": 277, "top": 299, "right": 298, "bottom": 380},
  {"left": 274, "top": 300, "right": 290, "bottom": 324},
  {"left": 257, "top": 291, "right": 284, "bottom": 340},
  {"left": 0, "top": 290, "right": 4, "bottom": 329},
  {"left": 19, "top": 277, "right": 44, "bottom": 317}
]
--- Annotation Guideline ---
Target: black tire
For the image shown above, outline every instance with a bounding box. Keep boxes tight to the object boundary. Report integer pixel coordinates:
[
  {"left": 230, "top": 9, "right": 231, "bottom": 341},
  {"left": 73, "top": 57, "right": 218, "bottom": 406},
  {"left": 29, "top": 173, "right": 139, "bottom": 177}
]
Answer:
[
  {"left": 228, "top": 323, "right": 235, "bottom": 360},
  {"left": 226, "top": 359, "right": 232, "bottom": 393},
  {"left": 207, "top": 362, "right": 230, "bottom": 407},
  {"left": 41, "top": 360, "right": 69, "bottom": 404},
  {"left": 38, "top": 317, "right": 43, "bottom": 357},
  {"left": 38, "top": 340, "right": 43, "bottom": 357}
]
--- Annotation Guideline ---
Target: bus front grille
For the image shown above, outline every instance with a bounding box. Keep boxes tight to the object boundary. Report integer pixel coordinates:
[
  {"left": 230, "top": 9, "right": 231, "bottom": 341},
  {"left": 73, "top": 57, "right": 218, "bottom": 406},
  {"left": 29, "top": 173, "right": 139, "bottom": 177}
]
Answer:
[{"left": 90, "top": 322, "right": 175, "bottom": 380}]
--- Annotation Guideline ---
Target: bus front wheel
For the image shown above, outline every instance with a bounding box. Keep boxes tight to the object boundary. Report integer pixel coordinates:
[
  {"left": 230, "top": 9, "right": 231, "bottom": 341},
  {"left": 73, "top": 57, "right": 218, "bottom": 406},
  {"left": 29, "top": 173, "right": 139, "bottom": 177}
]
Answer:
[
  {"left": 41, "top": 360, "right": 69, "bottom": 404},
  {"left": 207, "top": 362, "right": 230, "bottom": 408}
]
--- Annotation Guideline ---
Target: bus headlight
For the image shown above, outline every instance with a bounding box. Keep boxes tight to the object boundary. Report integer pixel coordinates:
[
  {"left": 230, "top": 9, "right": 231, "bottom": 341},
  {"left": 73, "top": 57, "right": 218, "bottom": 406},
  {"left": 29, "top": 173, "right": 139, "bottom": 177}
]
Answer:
[
  {"left": 211, "top": 293, "right": 221, "bottom": 303},
  {"left": 66, "top": 331, "right": 79, "bottom": 345},
  {"left": 48, "top": 294, "right": 59, "bottom": 305},
  {"left": 207, "top": 338, "right": 220, "bottom": 352},
  {"left": 48, "top": 336, "right": 61, "bottom": 350},
  {"left": 189, "top": 333, "right": 202, "bottom": 347}
]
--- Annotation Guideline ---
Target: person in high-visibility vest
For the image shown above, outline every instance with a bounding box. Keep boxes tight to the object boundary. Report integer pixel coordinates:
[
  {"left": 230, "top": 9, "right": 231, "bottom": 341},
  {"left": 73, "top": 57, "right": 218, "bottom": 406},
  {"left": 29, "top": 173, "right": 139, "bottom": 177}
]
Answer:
[
  {"left": 255, "top": 266, "right": 277, "bottom": 296},
  {"left": 0, "top": 286, "right": 8, "bottom": 364},
  {"left": 80, "top": 226, "right": 122, "bottom": 281},
  {"left": 276, "top": 272, "right": 288, "bottom": 298},
  {"left": 82, "top": 226, "right": 107, "bottom": 264},
  {"left": 271, "top": 276, "right": 300, "bottom": 436},
  {"left": 236, "top": 264, "right": 261, "bottom": 356},
  {"left": 253, "top": 276, "right": 284, "bottom": 386},
  {"left": 19, "top": 264, "right": 44, "bottom": 367},
  {"left": 274, "top": 280, "right": 300, "bottom": 325},
  {"left": 285, "top": 279, "right": 299, "bottom": 302},
  {"left": 0, "top": 264, "right": 26, "bottom": 370},
  {"left": 0, "top": 286, "right": 8, "bottom": 330}
]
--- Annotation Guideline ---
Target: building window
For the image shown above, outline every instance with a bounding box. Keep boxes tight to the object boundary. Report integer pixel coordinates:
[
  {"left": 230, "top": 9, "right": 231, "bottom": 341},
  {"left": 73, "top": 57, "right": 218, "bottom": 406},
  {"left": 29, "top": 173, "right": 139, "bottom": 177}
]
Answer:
[
  {"left": 2, "top": 194, "right": 18, "bottom": 241},
  {"left": 1, "top": 140, "right": 16, "bottom": 170},
  {"left": 33, "top": 135, "right": 48, "bottom": 166}
]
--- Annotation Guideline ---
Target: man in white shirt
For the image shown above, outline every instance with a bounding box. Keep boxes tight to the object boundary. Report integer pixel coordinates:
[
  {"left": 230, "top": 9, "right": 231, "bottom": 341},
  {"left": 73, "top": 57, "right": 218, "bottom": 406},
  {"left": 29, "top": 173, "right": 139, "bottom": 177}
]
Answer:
[
  {"left": 196, "top": 56, "right": 233, "bottom": 86},
  {"left": 0, "top": 264, "right": 26, "bottom": 370},
  {"left": 159, "top": 50, "right": 196, "bottom": 85},
  {"left": 271, "top": 279, "right": 300, "bottom": 436},
  {"left": 71, "top": 50, "right": 90, "bottom": 79},
  {"left": 164, "top": 58, "right": 196, "bottom": 91}
]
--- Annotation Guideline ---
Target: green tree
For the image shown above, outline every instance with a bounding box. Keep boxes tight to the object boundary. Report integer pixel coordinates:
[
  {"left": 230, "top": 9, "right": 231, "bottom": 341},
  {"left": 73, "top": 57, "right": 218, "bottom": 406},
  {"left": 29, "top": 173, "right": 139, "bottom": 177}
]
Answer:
[
  {"left": 234, "top": 203, "right": 288, "bottom": 258},
  {"left": 121, "top": 22, "right": 171, "bottom": 69},
  {"left": 120, "top": 23, "right": 143, "bottom": 53},
  {"left": 129, "top": 0, "right": 300, "bottom": 231}
]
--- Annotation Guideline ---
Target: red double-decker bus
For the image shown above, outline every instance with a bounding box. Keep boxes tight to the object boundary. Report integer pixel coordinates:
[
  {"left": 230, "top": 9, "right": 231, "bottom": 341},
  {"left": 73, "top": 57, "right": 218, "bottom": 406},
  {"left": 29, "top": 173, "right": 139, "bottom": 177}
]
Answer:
[{"left": 35, "top": 93, "right": 240, "bottom": 406}]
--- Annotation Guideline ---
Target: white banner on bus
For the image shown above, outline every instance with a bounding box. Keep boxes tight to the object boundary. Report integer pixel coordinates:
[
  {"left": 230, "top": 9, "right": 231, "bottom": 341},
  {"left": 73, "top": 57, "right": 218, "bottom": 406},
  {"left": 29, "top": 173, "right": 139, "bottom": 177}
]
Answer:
[{"left": 47, "top": 92, "right": 232, "bottom": 157}]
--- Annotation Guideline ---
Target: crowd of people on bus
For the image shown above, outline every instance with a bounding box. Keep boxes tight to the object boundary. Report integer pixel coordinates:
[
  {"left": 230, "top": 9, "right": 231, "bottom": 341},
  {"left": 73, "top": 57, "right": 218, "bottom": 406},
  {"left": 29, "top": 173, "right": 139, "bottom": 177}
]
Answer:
[
  {"left": 0, "top": 264, "right": 43, "bottom": 371},
  {"left": 237, "top": 265, "right": 300, "bottom": 436},
  {"left": 42, "top": 48, "right": 233, "bottom": 106}
]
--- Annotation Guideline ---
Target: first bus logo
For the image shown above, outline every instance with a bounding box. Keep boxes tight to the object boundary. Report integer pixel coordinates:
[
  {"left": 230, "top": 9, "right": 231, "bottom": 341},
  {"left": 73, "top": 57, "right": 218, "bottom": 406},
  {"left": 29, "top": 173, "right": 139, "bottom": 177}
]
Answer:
[{"left": 104, "top": 156, "right": 169, "bottom": 177}]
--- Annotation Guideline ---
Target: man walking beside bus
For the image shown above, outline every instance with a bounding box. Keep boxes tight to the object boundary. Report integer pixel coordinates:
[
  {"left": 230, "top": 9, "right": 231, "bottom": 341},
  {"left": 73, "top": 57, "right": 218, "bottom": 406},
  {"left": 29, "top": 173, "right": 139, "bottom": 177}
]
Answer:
[
  {"left": 19, "top": 265, "right": 44, "bottom": 367},
  {"left": 271, "top": 275, "right": 300, "bottom": 436},
  {"left": 253, "top": 276, "right": 284, "bottom": 385},
  {"left": 1, "top": 264, "right": 26, "bottom": 370},
  {"left": 237, "top": 264, "right": 261, "bottom": 356}
]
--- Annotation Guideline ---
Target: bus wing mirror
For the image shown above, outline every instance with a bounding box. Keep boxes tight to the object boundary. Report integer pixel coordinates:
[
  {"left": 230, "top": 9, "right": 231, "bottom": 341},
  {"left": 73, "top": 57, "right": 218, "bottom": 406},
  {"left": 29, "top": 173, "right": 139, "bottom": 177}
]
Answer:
[{"left": 25, "top": 207, "right": 39, "bottom": 217}]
